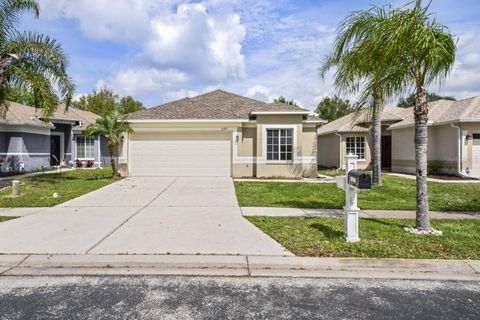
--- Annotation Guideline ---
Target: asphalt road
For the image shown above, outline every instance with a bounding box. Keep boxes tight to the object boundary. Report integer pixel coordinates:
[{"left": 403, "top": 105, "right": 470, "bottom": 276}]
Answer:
[{"left": 0, "top": 276, "right": 478, "bottom": 319}]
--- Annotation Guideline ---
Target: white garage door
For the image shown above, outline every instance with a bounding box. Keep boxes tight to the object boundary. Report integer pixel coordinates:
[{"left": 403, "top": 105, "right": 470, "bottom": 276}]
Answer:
[
  {"left": 472, "top": 134, "right": 480, "bottom": 176},
  {"left": 129, "top": 132, "right": 231, "bottom": 177}
]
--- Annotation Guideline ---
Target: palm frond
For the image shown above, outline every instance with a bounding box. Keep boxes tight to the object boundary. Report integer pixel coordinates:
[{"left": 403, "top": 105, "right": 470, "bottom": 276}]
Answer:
[
  {"left": 0, "top": 0, "right": 40, "bottom": 40},
  {"left": 1, "top": 31, "right": 75, "bottom": 118},
  {"left": 8, "top": 64, "right": 58, "bottom": 117},
  {"left": 85, "top": 111, "right": 133, "bottom": 147}
]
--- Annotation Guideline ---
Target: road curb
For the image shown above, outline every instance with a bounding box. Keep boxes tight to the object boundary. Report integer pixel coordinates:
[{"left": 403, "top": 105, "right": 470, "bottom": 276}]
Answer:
[{"left": 0, "top": 254, "right": 478, "bottom": 280}]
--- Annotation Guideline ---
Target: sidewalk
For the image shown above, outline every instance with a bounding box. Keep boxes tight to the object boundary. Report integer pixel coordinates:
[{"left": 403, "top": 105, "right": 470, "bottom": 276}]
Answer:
[
  {"left": 386, "top": 172, "right": 480, "bottom": 183},
  {"left": 0, "top": 254, "right": 478, "bottom": 280},
  {"left": 2, "top": 207, "right": 479, "bottom": 219},
  {"left": 241, "top": 207, "right": 480, "bottom": 219},
  {"left": 0, "top": 207, "right": 48, "bottom": 217}
]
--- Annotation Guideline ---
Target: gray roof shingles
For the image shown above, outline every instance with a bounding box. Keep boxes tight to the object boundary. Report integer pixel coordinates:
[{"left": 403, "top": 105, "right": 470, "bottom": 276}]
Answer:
[
  {"left": 1, "top": 101, "right": 99, "bottom": 131},
  {"left": 389, "top": 96, "right": 480, "bottom": 129},
  {"left": 317, "top": 105, "right": 407, "bottom": 135},
  {"left": 127, "top": 89, "right": 312, "bottom": 120}
]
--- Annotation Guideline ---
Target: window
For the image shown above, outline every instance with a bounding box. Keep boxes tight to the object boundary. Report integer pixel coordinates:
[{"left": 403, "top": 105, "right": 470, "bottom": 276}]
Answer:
[
  {"left": 76, "top": 136, "right": 95, "bottom": 159},
  {"left": 346, "top": 136, "right": 365, "bottom": 160},
  {"left": 267, "top": 129, "right": 293, "bottom": 161}
]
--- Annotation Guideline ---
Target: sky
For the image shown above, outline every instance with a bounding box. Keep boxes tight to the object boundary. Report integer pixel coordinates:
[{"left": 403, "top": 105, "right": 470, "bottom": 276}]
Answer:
[{"left": 19, "top": 0, "right": 480, "bottom": 110}]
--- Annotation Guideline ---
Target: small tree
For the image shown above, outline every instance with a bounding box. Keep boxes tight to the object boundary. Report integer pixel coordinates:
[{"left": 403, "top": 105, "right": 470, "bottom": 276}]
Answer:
[
  {"left": 397, "top": 92, "right": 455, "bottom": 108},
  {"left": 72, "top": 87, "right": 144, "bottom": 115},
  {"left": 314, "top": 96, "right": 357, "bottom": 122},
  {"left": 273, "top": 96, "right": 299, "bottom": 107},
  {"left": 73, "top": 86, "right": 117, "bottom": 116},
  {"left": 320, "top": 6, "right": 394, "bottom": 186},
  {"left": 84, "top": 111, "right": 133, "bottom": 177},
  {"left": 117, "top": 96, "right": 144, "bottom": 114}
]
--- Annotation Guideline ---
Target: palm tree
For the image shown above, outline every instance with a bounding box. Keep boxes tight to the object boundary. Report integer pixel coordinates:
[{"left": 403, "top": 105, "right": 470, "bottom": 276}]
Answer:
[
  {"left": 324, "top": 1, "right": 456, "bottom": 231},
  {"left": 320, "top": 8, "right": 391, "bottom": 186},
  {"left": 382, "top": 1, "right": 456, "bottom": 230},
  {"left": 84, "top": 112, "right": 133, "bottom": 177},
  {"left": 0, "top": 0, "right": 74, "bottom": 119}
]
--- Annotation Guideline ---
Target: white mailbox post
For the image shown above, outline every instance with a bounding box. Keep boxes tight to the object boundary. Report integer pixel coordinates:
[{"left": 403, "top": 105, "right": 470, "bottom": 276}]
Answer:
[{"left": 335, "top": 154, "right": 370, "bottom": 242}]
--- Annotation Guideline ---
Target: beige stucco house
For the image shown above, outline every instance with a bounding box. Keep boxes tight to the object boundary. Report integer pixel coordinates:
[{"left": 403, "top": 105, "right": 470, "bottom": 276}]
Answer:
[
  {"left": 317, "top": 105, "right": 407, "bottom": 170},
  {"left": 317, "top": 96, "right": 480, "bottom": 178},
  {"left": 119, "top": 90, "right": 324, "bottom": 178},
  {"left": 389, "top": 96, "right": 480, "bottom": 177}
]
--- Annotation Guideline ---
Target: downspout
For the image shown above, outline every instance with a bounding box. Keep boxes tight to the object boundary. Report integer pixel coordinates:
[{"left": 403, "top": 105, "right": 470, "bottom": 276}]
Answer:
[
  {"left": 450, "top": 123, "right": 470, "bottom": 178},
  {"left": 335, "top": 132, "right": 342, "bottom": 169}
]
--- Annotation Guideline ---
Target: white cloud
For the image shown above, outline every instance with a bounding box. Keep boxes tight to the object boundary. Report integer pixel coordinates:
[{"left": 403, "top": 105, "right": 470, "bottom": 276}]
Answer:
[
  {"left": 145, "top": 2, "right": 245, "bottom": 82},
  {"left": 37, "top": 0, "right": 480, "bottom": 108},
  {"left": 438, "top": 29, "right": 480, "bottom": 99},
  {"left": 38, "top": 0, "right": 153, "bottom": 42},
  {"left": 245, "top": 85, "right": 276, "bottom": 102},
  {"left": 104, "top": 68, "right": 188, "bottom": 96},
  {"left": 38, "top": 0, "right": 246, "bottom": 101}
]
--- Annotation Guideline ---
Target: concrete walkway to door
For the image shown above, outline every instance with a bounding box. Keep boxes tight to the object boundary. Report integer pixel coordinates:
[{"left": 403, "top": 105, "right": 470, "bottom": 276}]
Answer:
[{"left": 0, "top": 177, "right": 291, "bottom": 256}]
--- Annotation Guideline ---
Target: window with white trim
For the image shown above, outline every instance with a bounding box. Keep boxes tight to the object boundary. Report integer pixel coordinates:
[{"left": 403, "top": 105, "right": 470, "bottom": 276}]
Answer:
[
  {"left": 76, "top": 136, "right": 95, "bottom": 159},
  {"left": 267, "top": 129, "right": 293, "bottom": 161},
  {"left": 346, "top": 136, "right": 365, "bottom": 160}
]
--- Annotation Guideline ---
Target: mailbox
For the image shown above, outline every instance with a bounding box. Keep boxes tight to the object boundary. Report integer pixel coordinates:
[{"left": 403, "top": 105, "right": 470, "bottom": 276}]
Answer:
[{"left": 347, "top": 170, "right": 372, "bottom": 190}]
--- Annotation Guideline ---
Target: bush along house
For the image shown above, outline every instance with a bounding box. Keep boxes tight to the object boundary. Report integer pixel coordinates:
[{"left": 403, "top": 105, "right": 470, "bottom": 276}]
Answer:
[{"left": 0, "top": 101, "right": 112, "bottom": 173}]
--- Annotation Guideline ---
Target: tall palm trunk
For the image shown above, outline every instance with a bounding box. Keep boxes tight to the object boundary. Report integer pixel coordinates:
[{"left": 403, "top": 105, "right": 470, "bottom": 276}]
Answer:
[
  {"left": 370, "top": 94, "right": 383, "bottom": 185},
  {"left": 414, "top": 85, "right": 431, "bottom": 230},
  {"left": 107, "top": 140, "right": 117, "bottom": 176}
]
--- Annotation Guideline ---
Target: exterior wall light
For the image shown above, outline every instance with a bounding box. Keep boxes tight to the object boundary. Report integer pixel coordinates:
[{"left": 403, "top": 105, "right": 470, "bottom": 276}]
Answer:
[
  {"left": 465, "top": 134, "right": 473, "bottom": 141},
  {"left": 235, "top": 135, "right": 239, "bottom": 143}
]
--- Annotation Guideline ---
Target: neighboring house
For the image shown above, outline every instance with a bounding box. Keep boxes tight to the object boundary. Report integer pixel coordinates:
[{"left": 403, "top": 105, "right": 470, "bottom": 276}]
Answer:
[
  {"left": 389, "top": 97, "right": 480, "bottom": 177},
  {"left": 0, "top": 102, "right": 111, "bottom": 173},
  {"left": 120, "top": 90, "right": 325, "bottom": 178},
  {"left": 317, "top": 105, "right": 407, "bottom": 170},
  {"left": 317, "top": 96, "right": 480, "bottom": 178}
]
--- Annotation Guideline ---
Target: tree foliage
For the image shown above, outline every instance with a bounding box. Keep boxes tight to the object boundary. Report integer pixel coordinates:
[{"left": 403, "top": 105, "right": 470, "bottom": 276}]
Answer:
[
  {"left": 117, "top": 96, "right": 144, "bottom": 114},
  {"left": 0, "top": 0, "right": 74, "bottom": 119},
  {"left": 273, "top": 96, "right": 299, "bottom": 107},
  {"left": 5, "top": 84, "right": 37, "bottom": 106},
  {"left": 321, "top": 0, "right": 456, "bottom": 230},
  {"left": 72, "top": 86, "right": 144, "bottom": 115},
  {"left": 315, "top": 96, "right": 357, "bottom": 122},
  {"left": 397, "top": 92, "right": 455, "bottom": 108}
]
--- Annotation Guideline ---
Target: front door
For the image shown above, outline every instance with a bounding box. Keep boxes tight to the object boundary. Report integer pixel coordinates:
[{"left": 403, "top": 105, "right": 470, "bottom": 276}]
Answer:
[
  {"left": 381, "top": 136, "right": 392, "bottom": 170},
  {"left": 50, "top": 136, "right": 61, "bottom": 166}
]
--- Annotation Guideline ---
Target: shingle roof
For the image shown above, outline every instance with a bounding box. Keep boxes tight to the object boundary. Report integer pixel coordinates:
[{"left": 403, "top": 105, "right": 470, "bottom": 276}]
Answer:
[
  {"left": 51, "top": 104, "right": 99, "bottom": 131},
  {"left": 127, "top": 89, "right": 311, "bottom": 120},
  {"left": 317, "top": 105, "right": 407, "bottom": 135},
  {"left": 0, "top": 101, "right": 99, "bottom": 131},
  {"left": 389, "top": 96, "right": 480, "bottom": 129}
]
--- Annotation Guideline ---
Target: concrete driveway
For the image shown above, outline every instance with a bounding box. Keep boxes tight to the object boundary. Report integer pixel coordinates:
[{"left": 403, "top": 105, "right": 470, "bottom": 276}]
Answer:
[{"left": 0, "top": 177, "right": 291, "bottom": 256}]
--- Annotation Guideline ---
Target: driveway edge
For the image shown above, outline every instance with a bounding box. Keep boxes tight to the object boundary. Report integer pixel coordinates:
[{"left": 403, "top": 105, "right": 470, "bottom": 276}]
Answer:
[{"left": 0, "top": 254, "right": 478, "bottom": 281}]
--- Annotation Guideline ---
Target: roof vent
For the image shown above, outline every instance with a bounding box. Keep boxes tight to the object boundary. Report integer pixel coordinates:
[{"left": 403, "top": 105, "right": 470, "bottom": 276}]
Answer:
[{"left": 31, "top": 115, "right": 40, "bottom": 121}]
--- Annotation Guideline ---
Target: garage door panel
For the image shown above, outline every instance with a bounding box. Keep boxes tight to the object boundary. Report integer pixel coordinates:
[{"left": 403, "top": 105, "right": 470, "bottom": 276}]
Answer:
[{"left": 129, "top": 133, "right": 231, "bottom": 177}]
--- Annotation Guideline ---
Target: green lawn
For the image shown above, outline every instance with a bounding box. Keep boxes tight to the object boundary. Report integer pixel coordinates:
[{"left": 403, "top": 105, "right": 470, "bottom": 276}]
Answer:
[
  {"left": 0, "top": 168, "right": 115, "bottom": 207},
  {"left": 235, "top": 175, "right": 480, "bottom": 212},
  {"left": 317, "top": 166, "right": 345, "bottom": 177},
  {"left": 247, "top": 216, "right": 480, "bottom": 259}
]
